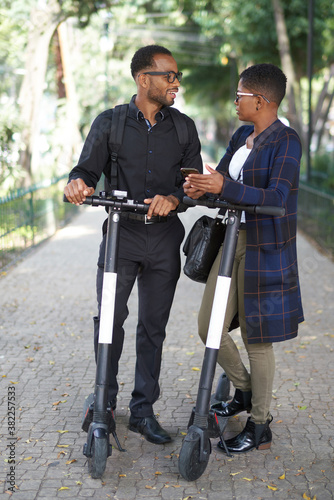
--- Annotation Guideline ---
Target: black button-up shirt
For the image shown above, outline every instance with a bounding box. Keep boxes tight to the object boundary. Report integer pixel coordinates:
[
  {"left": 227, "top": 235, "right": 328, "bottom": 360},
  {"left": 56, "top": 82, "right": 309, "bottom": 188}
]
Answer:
[{"left": 69, "top": 95, "right": 202, "bottom": 203}]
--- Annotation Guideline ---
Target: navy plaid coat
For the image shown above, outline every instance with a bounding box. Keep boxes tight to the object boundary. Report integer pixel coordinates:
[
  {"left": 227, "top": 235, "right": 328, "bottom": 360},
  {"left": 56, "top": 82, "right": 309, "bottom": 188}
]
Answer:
[{"left": 217, "top": 119, "right": 304, "bottom": 344}]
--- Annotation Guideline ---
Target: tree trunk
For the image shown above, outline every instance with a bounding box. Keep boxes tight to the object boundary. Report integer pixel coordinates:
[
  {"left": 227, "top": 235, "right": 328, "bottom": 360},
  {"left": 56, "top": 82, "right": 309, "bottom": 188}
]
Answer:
[
  {"left": 312, "top": 64, "right": 334, "bottom": 152},
  {"left": 271, "top": 0, "right": 305, "bottom": 146},
  {"left": 56, "top": 21, "right": 82, "bottom": 171},
  {"left": 18, "top": 0, "right": 62, "bottom": 184}
]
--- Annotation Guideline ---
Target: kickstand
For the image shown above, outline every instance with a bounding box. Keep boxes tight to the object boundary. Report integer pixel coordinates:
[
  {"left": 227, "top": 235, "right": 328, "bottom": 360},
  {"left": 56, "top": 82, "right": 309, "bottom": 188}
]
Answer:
[
  {"left": 112, "top": 430, "right": 126, "bottom": 452},
  {"left": 214, "top": 413, "right": 232, "bottom": 457}
]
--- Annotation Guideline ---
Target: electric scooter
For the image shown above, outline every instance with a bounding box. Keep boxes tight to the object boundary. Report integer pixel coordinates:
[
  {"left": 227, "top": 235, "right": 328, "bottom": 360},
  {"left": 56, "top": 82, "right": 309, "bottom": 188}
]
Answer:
[
  {"left": 65, "top": 190, "right": 149, "bottom": 478},
  {"left": 178, "top": 196, "right": 285, "bottom": 482}
]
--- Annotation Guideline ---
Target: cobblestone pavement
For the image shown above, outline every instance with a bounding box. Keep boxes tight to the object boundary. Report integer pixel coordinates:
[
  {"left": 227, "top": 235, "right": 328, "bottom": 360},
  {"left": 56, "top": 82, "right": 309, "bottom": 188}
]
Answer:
[{"left": 0, "top": 205, "right": 333, "bottom": 500}]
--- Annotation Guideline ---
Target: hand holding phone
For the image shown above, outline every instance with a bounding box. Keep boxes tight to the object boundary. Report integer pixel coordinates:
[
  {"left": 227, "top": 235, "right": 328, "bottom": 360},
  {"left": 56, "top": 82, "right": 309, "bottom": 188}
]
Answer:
[{"left": 181, "top": 168, "right": 200, "bottom": 178}]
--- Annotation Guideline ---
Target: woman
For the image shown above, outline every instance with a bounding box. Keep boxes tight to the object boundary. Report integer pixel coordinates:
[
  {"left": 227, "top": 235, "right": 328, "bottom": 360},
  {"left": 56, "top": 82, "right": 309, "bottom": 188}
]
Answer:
[{"left": 184, "top": 63, "right": 304, "bottom": 453}]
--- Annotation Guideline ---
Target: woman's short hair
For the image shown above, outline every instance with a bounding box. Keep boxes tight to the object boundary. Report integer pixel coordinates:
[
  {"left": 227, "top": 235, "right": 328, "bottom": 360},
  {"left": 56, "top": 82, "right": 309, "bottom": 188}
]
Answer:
[{"left": 240, "top": 63, "right": 287, "bottom": 106}]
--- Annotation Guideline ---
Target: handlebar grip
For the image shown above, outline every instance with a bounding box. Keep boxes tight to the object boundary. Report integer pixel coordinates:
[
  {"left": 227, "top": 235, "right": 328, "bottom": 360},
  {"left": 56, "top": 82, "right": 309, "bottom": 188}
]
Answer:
[
  {"left": 183, "top": 196, "right": 199, "bottom": 206},
  {"left": 182, "top": 196, "right": 220, "bottom": 208},
  {"left": 63, "top": 194, "right": 94, "bottom": 205},
  {"left": 254, "top": 206, "right": 285, "bottom": 216}
]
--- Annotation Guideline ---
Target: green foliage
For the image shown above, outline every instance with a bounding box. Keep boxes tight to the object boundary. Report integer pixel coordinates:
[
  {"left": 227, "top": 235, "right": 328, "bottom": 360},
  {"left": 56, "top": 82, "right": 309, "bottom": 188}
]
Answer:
[
  {"left": 310, "top": 152, "right": 334, "bottom": 191},
  {"left": 1, "top": 0, "right": 334, "bottom": 194}
]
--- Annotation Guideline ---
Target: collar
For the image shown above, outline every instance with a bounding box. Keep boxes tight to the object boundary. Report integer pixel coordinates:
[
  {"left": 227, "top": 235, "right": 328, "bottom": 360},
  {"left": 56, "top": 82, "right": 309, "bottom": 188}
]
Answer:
[
  {"left": 253, "top": 119, "right": 283, "bottom": 149},
  {"left": 129, "top": 95, "right": 165, "bottom": 123}
]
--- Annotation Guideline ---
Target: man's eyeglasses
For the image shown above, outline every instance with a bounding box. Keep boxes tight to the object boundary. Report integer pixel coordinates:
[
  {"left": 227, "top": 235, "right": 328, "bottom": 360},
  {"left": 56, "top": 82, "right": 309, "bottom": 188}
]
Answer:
[
  {"left": 139, "top": 71, "right": 183, "bottom": 83},
  {"left": 235, "top": 91, "right": 271, "bottom": 104}
]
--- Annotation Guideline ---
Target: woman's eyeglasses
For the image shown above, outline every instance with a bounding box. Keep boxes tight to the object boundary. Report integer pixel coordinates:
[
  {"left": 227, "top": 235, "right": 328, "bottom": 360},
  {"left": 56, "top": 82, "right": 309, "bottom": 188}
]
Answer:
[{"left": 235, "top": 91, "right": 270, "bottom": 104}]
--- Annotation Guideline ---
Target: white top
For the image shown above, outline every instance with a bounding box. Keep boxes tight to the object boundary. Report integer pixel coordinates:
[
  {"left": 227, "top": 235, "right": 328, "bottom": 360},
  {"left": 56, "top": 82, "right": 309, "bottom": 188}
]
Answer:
[{"left": 228, "top": 144, "right": 252, "bottom": 223}]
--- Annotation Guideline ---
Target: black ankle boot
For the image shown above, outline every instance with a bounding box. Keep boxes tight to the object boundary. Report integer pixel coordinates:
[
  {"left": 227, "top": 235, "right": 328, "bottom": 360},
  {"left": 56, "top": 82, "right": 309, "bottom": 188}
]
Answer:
[
  {"left": 211, "top": 389, "right": 252, "bottom": 418},
  {"left": 217, "top": 416, "right": 272, "bottom": 454}
]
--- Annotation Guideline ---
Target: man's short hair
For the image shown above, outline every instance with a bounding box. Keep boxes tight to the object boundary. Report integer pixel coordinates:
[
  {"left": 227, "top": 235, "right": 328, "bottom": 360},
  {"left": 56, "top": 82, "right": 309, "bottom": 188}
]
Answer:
[
  {"left": 131, "top": 45, "right": 172, "bottom": 79},
  {"left": 239, "top": 63, "right": 287, "bottom": 106}
]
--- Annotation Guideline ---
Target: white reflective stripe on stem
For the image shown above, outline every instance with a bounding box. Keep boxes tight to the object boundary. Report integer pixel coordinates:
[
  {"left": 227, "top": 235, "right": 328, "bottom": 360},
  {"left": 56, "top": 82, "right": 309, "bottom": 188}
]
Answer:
[
  {"left": 206, "top": 275, "right": 231, "bottom": 349},
  {"left": 99, "top": 272, "right": 117, "bottom": 344}
]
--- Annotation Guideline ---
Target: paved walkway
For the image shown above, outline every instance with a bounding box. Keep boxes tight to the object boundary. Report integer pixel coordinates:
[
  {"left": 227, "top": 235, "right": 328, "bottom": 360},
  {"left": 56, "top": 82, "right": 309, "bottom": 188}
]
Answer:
[{"left": 0, "top": 205, "right": 333, "bottom": 500}]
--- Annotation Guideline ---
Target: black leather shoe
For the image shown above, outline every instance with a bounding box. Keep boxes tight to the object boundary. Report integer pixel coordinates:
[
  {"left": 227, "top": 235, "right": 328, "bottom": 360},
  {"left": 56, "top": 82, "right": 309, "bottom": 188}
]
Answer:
[
  {"left": 128, "top": 415, "right": 172, "bottom": 444},
  {"left": 211, "top": 389, "right": 252, "bottom": 418},
  {"left": 217, "top": 416, "right": 272, "bottom": 454}
]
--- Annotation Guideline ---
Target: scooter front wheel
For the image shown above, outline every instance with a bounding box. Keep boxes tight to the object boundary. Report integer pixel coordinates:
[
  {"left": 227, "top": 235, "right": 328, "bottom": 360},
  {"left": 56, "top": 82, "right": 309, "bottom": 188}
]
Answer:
[
  {"left": 178, "top": 431, "right": 211, "bottom": 481},
  {"left": 88, "top": 435, "right": 109, "bottom": 479}
]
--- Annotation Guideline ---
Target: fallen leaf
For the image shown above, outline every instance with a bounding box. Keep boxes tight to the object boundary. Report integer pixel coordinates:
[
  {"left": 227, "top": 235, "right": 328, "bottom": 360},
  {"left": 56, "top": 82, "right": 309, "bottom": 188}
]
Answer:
[
  {"left": 267, "top": 485, "right": 278, "bottom": 491},
  {"left": 119, "top": 474, "right": 126, "bottom": 477},
  {"left": 191, "top": 367, "right": 200, "bottom": 371},
  {"left": 298, "top": 405, "right": 307, "bottom": 410},
  {"left": 57, "top": 445, "right": 69, "bottom": 448},
  {"left": 186, "top": 352, "right": 195, "bottom": 355},
  {"left": 145, "top": 485, "right": 156, "bottom": 489},
  {"left": 279, "top": 472, "right": 285, "bottom": 480},
  {"left": 23, "top": 457, "right": 33, "bottom": 461},
  {"left": 230, "top": 472, "right": 241, "bottom": 476},
  {"left": 155, "top": 471, "right": 162, "bottom": 475},
  {"left": 57, "top": 430, "right": 69, "bottom": 434},
  {"left": 302, "top": 494, "right": 311, "bottom": 500},
  {"left": 58, "top": 487, "right": 70, "bottom": 491},
  {"left": 76, "top": 481, "right": 82, "bottom": 485},
  {"left": 242, "top": 477, "right": 253, "bottom": 481},
  {"left": 66, "top": 459, "right": 77, "bottom": 464}
]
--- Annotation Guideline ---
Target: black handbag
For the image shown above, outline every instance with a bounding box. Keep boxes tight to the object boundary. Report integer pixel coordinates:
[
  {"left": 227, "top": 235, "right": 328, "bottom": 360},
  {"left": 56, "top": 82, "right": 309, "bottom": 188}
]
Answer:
[{"left": 183, "top": 215, "right": 226, "bottom": 283}]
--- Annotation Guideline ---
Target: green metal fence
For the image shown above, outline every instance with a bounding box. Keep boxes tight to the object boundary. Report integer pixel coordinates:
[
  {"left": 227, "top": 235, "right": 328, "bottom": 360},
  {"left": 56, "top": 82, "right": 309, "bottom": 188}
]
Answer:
[
  {"left": 298, "top": 182, "right": 334, "bottom": 257},
  {"left": 0, "top": 175, "right": 79, "bottom": 271}
]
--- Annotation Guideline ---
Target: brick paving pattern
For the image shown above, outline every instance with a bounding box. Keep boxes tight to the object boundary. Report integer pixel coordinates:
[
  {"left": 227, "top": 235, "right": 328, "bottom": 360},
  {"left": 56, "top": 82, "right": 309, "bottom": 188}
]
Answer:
[{"left": 0, "top": 205, "right": 333, "bottom": 499}]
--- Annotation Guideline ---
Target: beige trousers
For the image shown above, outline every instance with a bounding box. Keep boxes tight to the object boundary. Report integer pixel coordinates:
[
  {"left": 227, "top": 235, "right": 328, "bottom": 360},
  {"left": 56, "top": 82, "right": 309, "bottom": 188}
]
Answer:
[{"left": 198, "top": 230, "right": 275, "bottom": 424}]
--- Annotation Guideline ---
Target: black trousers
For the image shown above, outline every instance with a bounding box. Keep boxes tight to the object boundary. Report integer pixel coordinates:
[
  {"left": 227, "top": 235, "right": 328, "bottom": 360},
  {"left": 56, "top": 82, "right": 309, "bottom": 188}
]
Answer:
[{"left": 94, "top": 216, "right": 185, "bottom": 418}]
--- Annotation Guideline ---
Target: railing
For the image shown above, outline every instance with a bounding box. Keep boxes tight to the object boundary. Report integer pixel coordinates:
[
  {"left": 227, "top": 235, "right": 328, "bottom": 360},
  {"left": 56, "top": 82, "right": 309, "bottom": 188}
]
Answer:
[
  {"left": 1, "top": 176, "right": 333, "bottom": 272},
  {"left": 298, "top": 182, "right": 334, "bottom": 257},
  {"left": 0, "top": 175, "right": 79, "bottom": 271}
]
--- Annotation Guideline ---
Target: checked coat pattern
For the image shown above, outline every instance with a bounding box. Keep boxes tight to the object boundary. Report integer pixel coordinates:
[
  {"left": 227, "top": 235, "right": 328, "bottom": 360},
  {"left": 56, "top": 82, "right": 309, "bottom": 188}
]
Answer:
[{"left": 217, "top": 119, "right": 304, "bottom": 344}]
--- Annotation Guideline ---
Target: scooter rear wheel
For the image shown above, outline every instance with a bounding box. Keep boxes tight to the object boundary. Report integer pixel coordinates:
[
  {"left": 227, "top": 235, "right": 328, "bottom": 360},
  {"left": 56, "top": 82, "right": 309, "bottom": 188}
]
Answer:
[
  {"left": 88, "top": 435, "right": 109, "bottom": 479},
  {"left": 178, "top": 433, "right": 211, "bottom": 481}
]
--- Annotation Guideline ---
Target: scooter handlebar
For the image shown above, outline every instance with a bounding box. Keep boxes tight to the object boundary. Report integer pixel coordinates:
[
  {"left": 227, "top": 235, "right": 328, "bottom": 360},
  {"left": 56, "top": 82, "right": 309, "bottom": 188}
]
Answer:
[
  {"left": 63, "top": 194, "right": 150, "bottom": 213},
  {"left": 183, "top": 196, "right": 285, "bottom": 217}
]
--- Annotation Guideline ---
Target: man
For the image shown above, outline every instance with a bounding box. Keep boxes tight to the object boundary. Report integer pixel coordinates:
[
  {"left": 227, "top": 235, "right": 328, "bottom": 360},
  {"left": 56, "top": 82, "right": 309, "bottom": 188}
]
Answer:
[{"left": 64, "top": 45, "right": 202, "bottom": 444}]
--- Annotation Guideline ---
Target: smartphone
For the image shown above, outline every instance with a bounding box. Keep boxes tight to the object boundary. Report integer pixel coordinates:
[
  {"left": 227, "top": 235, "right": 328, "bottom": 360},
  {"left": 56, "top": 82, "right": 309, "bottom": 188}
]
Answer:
[{"left": 181, "top": 168, "right": 199, "bottom": 178}]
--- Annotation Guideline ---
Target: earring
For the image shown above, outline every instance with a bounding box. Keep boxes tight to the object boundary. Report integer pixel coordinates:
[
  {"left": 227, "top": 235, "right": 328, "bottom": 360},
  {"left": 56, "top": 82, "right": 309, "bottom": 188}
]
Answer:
[{"left": 256, "top": 107, "right": 259, "bottom": 110}]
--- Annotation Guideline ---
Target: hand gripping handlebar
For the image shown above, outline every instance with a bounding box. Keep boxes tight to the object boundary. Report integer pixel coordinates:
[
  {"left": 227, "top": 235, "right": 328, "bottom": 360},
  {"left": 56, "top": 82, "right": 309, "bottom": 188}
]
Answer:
[{"left": 63, "top": 192, "right": 149, "bottom": 214}]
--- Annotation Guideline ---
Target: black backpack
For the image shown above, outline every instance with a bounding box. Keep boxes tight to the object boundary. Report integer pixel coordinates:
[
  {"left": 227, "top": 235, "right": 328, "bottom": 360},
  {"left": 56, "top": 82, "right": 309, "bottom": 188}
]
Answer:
[{"left": 106, "top": 103, "right": 189, "bottom": 191}]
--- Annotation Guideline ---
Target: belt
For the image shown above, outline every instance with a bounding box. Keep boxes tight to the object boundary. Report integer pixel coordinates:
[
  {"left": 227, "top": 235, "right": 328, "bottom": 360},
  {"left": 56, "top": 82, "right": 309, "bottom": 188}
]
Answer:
[
  {"left": 121, "top": 212, "right": 169, "bottom": 224},
  {"left": 239, "top": 223, "right": 247, "bottom": 230}
]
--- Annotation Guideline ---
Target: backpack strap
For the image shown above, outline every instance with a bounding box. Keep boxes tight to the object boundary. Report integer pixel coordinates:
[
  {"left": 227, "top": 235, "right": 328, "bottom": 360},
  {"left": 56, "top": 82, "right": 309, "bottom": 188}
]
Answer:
[
  {"left": 169, "top": 107, "right": 189, "bottom": 152},
  {"left": 107, "top": 103, "right": 129, "bottom": 191}
]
